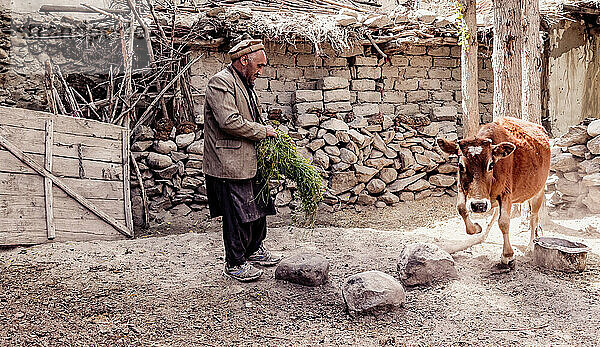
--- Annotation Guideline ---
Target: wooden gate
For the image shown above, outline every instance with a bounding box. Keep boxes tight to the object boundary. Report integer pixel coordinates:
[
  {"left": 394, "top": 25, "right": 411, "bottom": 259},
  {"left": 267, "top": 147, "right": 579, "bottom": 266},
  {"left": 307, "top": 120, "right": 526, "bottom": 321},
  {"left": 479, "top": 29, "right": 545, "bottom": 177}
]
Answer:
[{"left": 0, "top": 106, "right": 133, "bottom": 245}]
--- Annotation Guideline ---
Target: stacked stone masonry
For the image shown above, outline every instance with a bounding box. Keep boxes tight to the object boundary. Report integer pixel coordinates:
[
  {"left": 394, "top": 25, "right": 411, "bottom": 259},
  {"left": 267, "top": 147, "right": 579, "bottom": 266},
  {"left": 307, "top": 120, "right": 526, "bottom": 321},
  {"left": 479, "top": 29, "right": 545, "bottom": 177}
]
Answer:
[{"left": 547, "top": 119, "right": 600, "bottom": 215}]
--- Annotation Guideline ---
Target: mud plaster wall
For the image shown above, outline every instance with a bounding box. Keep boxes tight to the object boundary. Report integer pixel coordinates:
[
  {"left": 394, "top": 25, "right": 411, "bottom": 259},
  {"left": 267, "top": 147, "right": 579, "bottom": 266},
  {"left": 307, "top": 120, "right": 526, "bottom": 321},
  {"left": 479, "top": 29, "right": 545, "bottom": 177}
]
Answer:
[{"left": 548, "top": 20, "right": 600, "bottom": 136}]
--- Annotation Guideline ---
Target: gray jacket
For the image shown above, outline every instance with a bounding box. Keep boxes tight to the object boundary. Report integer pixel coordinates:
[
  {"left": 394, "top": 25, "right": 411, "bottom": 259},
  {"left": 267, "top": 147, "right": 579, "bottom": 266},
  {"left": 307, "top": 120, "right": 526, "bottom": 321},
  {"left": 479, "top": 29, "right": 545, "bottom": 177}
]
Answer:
[{"left": 203, "top": 65, "right": 268, "bottom": 179}]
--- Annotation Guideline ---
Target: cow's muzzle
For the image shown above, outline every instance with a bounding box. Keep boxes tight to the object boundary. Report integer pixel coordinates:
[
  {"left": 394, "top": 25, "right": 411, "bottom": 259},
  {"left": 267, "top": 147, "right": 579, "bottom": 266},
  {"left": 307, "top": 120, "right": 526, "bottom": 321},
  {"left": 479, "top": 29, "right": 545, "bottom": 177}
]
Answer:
[{"left": 467, "top": 198, "right": 490, "bottom": 213}]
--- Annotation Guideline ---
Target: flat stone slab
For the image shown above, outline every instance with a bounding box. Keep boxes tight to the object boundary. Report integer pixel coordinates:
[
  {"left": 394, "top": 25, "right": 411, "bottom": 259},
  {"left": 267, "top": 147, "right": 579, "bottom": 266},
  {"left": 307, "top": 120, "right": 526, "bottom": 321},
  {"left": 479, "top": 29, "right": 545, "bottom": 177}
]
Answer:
[
  {"left": 342, "top": 270, "right": 405, "bottom": 315},
  {"left": 397, "top": 242, "right": 457, "bottom": 286},
  {"left": 275, "top": 253, "right": 329, "bottom": 286}
]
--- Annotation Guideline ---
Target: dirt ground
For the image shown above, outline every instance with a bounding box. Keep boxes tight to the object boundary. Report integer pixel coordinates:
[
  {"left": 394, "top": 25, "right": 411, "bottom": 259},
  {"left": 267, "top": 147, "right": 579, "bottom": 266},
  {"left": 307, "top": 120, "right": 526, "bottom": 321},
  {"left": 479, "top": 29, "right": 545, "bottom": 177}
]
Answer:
[{"left": 2, "top": 196, "right": 600, "bottom": 346}]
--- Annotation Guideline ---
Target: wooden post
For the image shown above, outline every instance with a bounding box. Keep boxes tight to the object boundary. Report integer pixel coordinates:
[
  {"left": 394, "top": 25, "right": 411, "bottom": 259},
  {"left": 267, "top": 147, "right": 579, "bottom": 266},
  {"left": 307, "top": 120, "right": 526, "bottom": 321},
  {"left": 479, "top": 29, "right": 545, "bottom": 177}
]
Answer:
[
  {"left": 122, "top": 129, "right": 134, "bottom": 236},
  {"left": 460, "top": 0, "right": 480, "bottom": 137},
  {"left": 492, "top": 0, "right": 523, "bottom": 120},
  {"left": 521, "top": 0, "right": 542, "bottom": 124},
  {"left": 44, "top": 120, "right": 55, "bottom": 240}
]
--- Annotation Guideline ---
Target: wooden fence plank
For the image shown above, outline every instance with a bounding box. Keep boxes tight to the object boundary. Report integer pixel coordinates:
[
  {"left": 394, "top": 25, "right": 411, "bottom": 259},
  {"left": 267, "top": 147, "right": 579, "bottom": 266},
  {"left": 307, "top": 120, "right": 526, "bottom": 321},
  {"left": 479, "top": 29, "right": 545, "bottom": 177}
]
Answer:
[
  {"left": 0, "top": 150, "right": 123, "bottom": 181},
  {"left": 0, "top": 195, "right": 125, "bottom": 220},
  {"left": 0, "top": 173, "right": 124, "bottom": 200},
  {"left": 0, "top": 106, "right": 124, "bottom": 141},
  {"left": 0, "top": 134, "right": 132, "bottom": 237},
  {"left": 0, "top": 124, "right": 122, "bottom": 163},
  {"left": 122, "top": 129, "right": 134, "bottom": 237},
  {"left": 44, "top": 120, "right": 56, "bottom": 240}
]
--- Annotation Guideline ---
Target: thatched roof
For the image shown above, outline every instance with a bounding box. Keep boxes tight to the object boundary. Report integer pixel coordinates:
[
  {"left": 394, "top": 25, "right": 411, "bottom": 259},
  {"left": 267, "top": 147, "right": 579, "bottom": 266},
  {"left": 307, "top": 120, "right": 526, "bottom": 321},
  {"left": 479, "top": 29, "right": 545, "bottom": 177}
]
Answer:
[{"left": 153, "top": 0, "right": 599, "bottom": 55}]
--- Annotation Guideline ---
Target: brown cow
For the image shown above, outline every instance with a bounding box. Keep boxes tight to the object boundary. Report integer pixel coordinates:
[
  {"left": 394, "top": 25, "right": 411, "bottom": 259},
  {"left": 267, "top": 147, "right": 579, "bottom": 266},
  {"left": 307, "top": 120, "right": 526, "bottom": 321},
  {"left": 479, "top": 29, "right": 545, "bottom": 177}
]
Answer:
[{"left": 437, "top": 117, "right": 551, "bottom": 265}]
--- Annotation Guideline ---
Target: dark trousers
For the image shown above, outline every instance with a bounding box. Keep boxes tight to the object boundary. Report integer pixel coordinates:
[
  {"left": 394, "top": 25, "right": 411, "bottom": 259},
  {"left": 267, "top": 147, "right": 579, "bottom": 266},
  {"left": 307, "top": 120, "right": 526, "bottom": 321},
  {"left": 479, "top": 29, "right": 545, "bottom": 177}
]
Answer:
[
  {"left": 205, "top": 175, "right": 274, "bottom": 267},
  {"left": 223, "top": 214, "right": 267, "bottom": 266}
]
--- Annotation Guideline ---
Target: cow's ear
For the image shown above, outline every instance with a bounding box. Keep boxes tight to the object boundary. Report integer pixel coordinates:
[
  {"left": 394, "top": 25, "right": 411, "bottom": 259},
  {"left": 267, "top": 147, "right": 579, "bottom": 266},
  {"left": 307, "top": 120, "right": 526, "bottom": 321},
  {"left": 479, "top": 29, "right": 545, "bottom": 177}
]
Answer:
[
  {"left": 492, "top": 142, "right": 516, "bottom": 160},
  {"left": 437, "top": 138, "right": 458, "bottom": 155}
]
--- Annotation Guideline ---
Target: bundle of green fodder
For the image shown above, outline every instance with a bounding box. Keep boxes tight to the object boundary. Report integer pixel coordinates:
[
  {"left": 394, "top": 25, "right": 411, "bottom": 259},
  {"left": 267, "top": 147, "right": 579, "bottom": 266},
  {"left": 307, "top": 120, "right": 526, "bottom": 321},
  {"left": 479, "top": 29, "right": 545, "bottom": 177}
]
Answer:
[{"left": 257, "top": 131, "right": 325, "bottom": 227}]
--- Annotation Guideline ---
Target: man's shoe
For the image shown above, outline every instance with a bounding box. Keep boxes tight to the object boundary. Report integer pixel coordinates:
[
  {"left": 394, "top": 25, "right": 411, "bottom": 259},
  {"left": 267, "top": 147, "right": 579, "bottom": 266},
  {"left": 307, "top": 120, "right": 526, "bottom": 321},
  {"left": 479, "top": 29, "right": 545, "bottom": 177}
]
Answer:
[
  {"left": 247, "top": 244, "right": 282, "bottom": 267},
  {"left": 223, "top": 262, "right": 263, "bottom": 282}
]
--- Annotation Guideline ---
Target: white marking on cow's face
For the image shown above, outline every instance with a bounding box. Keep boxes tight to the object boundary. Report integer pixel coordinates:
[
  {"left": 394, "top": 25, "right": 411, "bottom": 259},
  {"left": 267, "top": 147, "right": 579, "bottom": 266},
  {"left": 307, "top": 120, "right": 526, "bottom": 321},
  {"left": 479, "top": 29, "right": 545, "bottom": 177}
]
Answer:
[{"left": 468, "top": 146, "right": 482, "bottom": 156}]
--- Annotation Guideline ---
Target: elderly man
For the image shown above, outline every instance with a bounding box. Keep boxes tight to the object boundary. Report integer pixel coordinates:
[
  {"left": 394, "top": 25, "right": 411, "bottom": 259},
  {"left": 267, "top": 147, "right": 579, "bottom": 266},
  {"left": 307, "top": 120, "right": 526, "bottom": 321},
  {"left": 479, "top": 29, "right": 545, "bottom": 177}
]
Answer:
[{"left": 203, "top": 39, "right": 281, "bottom": 282}]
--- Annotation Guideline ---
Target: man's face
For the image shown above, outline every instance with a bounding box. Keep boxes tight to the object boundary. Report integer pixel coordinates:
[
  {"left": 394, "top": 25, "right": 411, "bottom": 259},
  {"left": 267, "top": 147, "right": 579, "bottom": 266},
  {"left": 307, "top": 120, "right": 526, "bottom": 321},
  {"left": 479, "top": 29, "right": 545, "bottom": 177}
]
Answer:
[{"left": 240, "top": 50, "right": 267, "bottom": 86}]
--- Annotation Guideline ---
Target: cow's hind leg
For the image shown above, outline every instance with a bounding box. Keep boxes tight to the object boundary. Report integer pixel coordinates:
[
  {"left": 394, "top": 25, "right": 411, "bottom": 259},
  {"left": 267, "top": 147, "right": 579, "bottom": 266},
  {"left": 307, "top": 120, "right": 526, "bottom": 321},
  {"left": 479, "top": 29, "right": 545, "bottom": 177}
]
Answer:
[
  {"left": 527, "top": 188, "right": 545, "bottom": 252},
  {"left": 457, "top": 192, "right": 482, "bottom": 235},
  {"left": 498, "top": 198, "right": 514, "bottom": 265}
]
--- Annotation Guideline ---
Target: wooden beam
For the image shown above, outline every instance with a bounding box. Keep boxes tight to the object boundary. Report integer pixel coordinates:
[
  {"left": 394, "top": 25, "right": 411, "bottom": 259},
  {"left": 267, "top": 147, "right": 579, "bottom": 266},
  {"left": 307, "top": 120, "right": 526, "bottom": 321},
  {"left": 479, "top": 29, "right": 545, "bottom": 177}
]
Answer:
[
  {"left": 44, "top": 120, "right": 56, "bottom": 240},
  {"left": 39, "top": 5, "right": 129, "bottom": 14},
  {"left": 0, "top": 134, "right": 132, "bottom": 238},
  {"left": 122, "top": 130, "right": 134, "bottom": 237}
]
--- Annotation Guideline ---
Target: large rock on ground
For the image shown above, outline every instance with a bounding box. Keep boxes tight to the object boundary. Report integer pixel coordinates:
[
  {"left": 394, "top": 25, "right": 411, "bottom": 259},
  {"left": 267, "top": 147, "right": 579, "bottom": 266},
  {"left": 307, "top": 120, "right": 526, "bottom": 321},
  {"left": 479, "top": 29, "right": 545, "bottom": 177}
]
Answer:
[
  {"left": 275, "top": 253, "right": 329, "bottom": 286},
  {"left": 397, "top": 242, "right": 457, "bottom": 286},
  {"left": 342, "top": 270, "right": 405, "bottom": 315}
]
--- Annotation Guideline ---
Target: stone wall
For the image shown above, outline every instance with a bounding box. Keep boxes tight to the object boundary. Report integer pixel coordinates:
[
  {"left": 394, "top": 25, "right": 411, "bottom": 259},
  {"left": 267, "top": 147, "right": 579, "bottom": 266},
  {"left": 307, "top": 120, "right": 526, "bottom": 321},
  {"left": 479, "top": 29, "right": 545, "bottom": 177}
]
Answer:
[
  {"left": 547, "top": 119, "right": 600, "bottom": 216},
  {"left": 127, "top": 42, "right": 496, "bottom": 225}
]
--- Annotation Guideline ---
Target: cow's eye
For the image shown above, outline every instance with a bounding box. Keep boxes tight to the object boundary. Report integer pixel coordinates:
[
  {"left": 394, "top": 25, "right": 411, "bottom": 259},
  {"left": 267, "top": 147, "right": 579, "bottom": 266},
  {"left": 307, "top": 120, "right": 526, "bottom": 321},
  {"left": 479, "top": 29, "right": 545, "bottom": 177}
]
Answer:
[
  {"left": 487, "top": 161, "right": 494, "bottom": 171},
  {"left": 458, "top": 162, "right": 465, "bottom": 172}
]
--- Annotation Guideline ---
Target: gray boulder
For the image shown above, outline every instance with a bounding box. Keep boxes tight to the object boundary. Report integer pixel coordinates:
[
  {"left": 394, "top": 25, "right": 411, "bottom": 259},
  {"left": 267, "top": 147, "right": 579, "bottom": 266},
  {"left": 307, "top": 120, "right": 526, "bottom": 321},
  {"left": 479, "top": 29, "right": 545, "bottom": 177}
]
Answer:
[
  {"left": 342, "top": 270, "right": 405, "bottom": 315},
  {"left": 397, "top": 242, "right": 457, "bottom": 286},
  {"left": 275, "top": 253, "right": 329, "bottom": 286}
]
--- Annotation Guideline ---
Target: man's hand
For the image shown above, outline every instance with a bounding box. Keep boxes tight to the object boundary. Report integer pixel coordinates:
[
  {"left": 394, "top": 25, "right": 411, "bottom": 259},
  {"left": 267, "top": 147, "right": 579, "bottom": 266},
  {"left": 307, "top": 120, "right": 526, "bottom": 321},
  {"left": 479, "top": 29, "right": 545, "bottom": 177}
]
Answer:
[{"left": 265, "top": 125, "right": 277, "bottom": 137}]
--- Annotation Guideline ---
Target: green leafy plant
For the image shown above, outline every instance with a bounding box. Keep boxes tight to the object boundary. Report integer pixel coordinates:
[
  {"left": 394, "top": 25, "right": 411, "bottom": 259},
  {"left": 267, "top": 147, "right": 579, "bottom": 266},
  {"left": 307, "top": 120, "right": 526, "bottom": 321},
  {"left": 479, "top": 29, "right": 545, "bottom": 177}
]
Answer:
[{"left": 257, "top": 131, "right": 325, "bottom": 227}]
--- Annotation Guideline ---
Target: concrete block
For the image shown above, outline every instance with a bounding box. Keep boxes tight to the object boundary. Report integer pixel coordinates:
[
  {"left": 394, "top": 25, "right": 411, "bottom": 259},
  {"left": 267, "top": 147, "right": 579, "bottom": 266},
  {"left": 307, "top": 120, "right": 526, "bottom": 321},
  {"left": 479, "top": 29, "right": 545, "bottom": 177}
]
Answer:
[
  {"left": 428, "top": 68, "right": 451, "bottom": 79},
  {"left": 351, "top": 79, "right": 376, "bottom": 91},
  {"left": 358, "top": 91, "right": 381, "bottom": 103},
  {"left": 405, "top": 67, "right": 427, "bottom": 79},
  {"left": 433, "top": 57, "right": 459, "bottom": 68},
  {"left": 420, "top": 79, "right": 441, "bottom": 90},
  {"left": 354, "top": 56, "right": 378, "bottom": 66},
  {"left": 318, "top": 77, "right": 350, "bottom": 90},
  {"left": 396, "top": 79, "right": 419, "bottom": 91},
  {"left": 390, "top": 56, "right": 409, "bottom": 66},
  {"left": 324, "top": 89, "right": 351, "bottom": 102},
  {"left": 324, "top": 101, "right": 353, "bottom": 113},
  {"left": 356, "top": 66, "right": 382, "bottom": 79},
  {"left": 407, "top": 90, "right": 429, "bottom": 103},
  {"left": 353, "top": 103, "right": 380, "bottom": 117},
  {"left": 409, "top": 56, "right": 433, "bottom": 67},
  {"left": 294, "top": 90, "right": 323, "bottom": 103},
  {"left": 382, "top": 91, "right": 405, "bottom": 103},
  {"left": 427, "top": 46, "right": 451, "bottom": 57}
]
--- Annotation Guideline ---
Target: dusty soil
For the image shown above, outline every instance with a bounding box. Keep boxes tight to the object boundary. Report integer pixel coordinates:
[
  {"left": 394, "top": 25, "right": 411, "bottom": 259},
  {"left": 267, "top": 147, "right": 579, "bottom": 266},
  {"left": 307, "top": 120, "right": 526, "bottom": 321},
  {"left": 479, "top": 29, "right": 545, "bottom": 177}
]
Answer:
[{"left": 2, "top": 196, "right": 600, "bottom": 346}]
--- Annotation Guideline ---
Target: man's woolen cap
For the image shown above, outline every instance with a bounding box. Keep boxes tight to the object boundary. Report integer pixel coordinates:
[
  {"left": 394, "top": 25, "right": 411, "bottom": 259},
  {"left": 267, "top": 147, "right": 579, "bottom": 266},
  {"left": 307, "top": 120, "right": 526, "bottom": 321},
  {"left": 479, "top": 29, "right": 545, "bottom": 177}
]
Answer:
[{"left": 228, "top": 39, "right": 265, "bottom": 60}]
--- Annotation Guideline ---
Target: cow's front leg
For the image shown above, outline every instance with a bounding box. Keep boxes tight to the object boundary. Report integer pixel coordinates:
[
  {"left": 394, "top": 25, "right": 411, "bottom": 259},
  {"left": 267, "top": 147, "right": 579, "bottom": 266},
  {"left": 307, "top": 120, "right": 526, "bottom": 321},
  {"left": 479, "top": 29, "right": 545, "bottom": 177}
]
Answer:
[
  {"left": 498, "top": 197, "right": 514, "bottom": 265},
  {"left": 457, "top": 191, "right": 482, "bottom": 235}
]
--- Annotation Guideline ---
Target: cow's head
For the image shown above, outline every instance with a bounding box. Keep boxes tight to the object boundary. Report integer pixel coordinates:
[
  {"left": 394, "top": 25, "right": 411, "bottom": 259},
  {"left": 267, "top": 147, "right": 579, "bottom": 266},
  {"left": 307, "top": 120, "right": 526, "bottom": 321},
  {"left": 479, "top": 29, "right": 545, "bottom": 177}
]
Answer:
[{"left": 437, "top": 137, "right": 515, "bottom": 213}]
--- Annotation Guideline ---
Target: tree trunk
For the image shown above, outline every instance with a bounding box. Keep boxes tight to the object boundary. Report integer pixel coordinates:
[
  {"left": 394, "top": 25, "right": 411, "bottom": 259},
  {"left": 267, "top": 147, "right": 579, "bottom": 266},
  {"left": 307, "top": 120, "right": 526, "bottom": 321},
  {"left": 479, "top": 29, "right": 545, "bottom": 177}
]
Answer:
[
  {"left": 521, "top": 0, "right": 542, "bottom": 124},
  {"left": 492, "top": 0, "right": 523, "bottom": 121},
  {"left": 460, "top": 0, "right": 480, "bottom": 137}
]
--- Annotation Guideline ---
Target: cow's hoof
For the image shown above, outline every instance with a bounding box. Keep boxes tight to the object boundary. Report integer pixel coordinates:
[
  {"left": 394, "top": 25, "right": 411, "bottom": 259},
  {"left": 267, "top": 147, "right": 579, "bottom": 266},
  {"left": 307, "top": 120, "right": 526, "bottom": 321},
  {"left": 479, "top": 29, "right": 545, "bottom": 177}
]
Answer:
[
  {"left": 493, "top": 259, "right": 516, "bottom": 272},
  {"left": 500, "top": 254, "right": 515, "bottom": 266}
]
